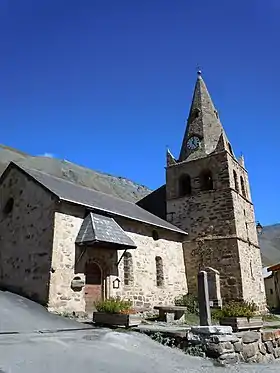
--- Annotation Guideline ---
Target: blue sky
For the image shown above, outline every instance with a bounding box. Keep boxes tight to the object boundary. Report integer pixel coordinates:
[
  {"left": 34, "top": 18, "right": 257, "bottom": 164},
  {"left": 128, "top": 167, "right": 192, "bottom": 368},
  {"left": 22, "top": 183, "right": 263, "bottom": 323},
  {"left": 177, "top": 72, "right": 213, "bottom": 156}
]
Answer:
[{"left": 0, "top": 0, "right": 279, "bottom": 225}]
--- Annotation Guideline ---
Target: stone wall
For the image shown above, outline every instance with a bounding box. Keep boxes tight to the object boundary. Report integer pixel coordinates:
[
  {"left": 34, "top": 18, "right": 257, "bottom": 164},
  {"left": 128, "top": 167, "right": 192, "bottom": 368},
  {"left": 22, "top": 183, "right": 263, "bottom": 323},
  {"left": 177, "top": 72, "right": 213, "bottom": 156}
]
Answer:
[
  {"left": 166, "top": 152, "right": 236, "bottom": 239},
  {"left": 187, "top": 326, "right": 280, "bottom": 364},
  {"left": 47, "top": 203, "right": 85, "bottom": 313},
  {"left": 238, "top": 240, "right": 266, "bottom": 309},
  {"left": 48, "top": 202, "right": 188, "bottom": 314},
  {"left": 113, "top": 218, "right": 188, "bottom": 310},
  {"left": 166, "top": 149, "right": 266, "bottom": 310},
  {"left": 0, "top": 166, "right": 56, "bottom": 305},
  {"left": 183, "top": 238, "right": 243, "bottom": 301}
]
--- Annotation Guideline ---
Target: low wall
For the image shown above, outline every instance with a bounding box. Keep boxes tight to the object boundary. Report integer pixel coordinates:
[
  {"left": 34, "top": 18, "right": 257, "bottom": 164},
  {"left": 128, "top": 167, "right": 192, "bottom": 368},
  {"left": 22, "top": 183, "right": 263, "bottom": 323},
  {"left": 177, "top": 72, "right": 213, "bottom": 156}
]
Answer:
[
  {"left": 188, "top": 326, "right": 280, "bottom": 364},
  {"left": 139, "top": 325, "right": 280, "bottom": 365}
]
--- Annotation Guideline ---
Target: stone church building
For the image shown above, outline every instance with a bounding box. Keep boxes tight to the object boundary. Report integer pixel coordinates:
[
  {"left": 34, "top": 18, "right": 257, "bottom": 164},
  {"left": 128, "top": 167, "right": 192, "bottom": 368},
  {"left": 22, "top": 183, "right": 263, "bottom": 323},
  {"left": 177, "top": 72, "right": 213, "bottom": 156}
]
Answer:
[{"left": 0, "top": 72, "right": 266, "bottom": 314}]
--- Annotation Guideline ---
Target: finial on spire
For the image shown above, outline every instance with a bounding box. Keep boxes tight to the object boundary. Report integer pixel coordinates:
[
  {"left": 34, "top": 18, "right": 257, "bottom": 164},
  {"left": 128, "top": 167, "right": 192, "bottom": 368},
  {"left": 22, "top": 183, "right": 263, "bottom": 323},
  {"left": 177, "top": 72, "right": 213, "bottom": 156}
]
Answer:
[{"left": 196, "top": 65, "right": 202, "bottom": 77}]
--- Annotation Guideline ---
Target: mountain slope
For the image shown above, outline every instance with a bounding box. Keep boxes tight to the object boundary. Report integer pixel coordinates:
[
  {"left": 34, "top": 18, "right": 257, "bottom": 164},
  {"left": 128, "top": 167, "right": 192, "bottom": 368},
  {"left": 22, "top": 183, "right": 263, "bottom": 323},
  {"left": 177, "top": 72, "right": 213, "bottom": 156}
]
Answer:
[
  {"left": 0, "top": 144, "right": 151, "bottom": 203},
  {"left": 259, "top": 224, "right": 280, "bottom": 267}
]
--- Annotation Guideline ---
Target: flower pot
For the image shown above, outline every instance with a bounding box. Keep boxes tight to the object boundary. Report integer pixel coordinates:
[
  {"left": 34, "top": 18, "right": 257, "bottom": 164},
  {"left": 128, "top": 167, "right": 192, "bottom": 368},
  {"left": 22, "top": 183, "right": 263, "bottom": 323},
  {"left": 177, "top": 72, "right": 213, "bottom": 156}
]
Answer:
[
  {"left": 93, "top": 312, "right": 141, "bottom": 328},
  {"left": 219, "top": 316, "right": 263, "bottom": 332}
]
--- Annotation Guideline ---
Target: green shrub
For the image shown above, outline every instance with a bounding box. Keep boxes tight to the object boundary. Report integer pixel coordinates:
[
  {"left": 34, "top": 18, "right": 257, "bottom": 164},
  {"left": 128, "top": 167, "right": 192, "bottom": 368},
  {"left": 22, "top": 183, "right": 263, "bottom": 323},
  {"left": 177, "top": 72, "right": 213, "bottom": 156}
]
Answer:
[
  {"left": 211, "top": 300, "right": 257, "bottom": 320},
  {"left": 174, "top": 294, "right": 199, "bottom": 315},
  {"left": 95, "top": 297, "right": 133, "bottom": 314}
]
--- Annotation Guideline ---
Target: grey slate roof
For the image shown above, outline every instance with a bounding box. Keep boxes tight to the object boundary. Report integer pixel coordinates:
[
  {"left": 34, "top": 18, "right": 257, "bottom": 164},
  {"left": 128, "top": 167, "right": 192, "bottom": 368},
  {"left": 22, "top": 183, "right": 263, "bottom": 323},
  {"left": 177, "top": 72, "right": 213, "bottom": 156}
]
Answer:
[
  {"left": 76, "top": 212, "right": 137, "bottom": 248},
  {"left": 6, "top": 163, "right": 187, "bottom": 236}
]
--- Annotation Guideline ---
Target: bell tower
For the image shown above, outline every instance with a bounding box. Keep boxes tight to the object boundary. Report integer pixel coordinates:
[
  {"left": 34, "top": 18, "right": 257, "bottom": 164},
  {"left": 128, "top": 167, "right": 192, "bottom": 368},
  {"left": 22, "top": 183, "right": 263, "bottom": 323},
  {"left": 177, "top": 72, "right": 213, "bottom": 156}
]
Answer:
[{"left": 166, "top": 71, "right": 266, "bottom": 309}]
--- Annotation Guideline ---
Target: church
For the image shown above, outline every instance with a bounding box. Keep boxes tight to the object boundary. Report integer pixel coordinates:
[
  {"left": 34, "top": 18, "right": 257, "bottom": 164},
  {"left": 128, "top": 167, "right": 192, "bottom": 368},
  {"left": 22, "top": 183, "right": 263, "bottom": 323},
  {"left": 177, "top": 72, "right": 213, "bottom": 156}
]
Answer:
[{"left": 0, "top": 71, "right": 266, "bottom": 314}]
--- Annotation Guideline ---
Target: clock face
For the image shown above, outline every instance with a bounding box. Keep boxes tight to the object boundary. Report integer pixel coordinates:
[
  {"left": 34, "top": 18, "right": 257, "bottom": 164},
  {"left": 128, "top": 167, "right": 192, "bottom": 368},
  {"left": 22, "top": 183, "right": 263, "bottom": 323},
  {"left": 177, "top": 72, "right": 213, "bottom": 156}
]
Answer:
[{"left": 187, "top": 136, "right": 201, "bottom": 150}]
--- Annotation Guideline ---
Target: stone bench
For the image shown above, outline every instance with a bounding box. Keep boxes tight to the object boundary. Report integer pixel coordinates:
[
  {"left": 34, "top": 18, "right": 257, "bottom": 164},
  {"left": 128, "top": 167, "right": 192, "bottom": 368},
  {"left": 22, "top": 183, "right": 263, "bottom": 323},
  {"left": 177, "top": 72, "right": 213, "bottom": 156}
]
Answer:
[{"left": 154, "top": 305, "right": 188, "bottom": 323}]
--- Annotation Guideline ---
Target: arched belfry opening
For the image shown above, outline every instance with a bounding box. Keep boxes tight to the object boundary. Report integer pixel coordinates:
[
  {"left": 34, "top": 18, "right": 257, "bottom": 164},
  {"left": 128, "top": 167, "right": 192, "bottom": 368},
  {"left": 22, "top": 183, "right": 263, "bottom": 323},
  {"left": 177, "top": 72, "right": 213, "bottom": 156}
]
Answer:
[
  {"left": 200, "top": 170, "right": 213, "bottom": 191},
  {"left": 178, "top": 174, "right": 192, "bottom": 197}
]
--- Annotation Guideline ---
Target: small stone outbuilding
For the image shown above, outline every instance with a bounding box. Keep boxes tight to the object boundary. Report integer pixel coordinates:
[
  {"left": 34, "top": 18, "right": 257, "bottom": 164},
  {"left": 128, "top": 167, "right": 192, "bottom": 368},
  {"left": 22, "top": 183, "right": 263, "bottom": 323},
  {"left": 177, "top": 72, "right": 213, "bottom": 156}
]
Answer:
[{"left": 0, "top": 162, "right": 188, "bottom": 314}]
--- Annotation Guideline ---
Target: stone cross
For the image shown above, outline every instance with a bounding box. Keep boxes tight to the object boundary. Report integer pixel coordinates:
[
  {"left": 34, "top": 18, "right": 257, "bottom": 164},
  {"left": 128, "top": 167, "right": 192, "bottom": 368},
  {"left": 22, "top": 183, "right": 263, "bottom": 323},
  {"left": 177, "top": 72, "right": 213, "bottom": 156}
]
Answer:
[
  {"left": 205, "top": 267, "right": 222, "bottom": 309},
  {"left": 197, "top": 270, "right": 211, "bottom": 326}
]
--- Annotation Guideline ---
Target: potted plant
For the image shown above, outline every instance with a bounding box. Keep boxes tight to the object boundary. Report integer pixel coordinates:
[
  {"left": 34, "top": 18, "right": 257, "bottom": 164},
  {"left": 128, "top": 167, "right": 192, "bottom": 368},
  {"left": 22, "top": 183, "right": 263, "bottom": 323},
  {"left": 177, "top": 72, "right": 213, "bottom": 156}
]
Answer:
[
  {"left": 212, "top": 300, "right": 263, "bottom": 332},
  {"left": 93, "top": 297, "right": 141, "bottom": 327}
]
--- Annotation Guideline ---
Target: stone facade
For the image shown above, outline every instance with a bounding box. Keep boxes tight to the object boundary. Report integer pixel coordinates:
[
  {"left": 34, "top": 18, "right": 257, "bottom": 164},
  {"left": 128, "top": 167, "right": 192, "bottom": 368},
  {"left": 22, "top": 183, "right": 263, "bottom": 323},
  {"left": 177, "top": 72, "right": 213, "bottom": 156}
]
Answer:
[
  {"left": 115, "top": 218, "right": 187, "bottom": 310},
  {"left": 47, "top": 202, "right": 187, "bottom": 314},
  {"left": 0, "top": 167, "right": 56, "bottom": 305},
  {"left": 264, "top": 270, "right": 280, "bottom": 310},
  {"left": 166, "top": 73, "right": 266, "bottom": 310},
  {"left": 0, "top": 166, "right": 187, "bottom": 314}
]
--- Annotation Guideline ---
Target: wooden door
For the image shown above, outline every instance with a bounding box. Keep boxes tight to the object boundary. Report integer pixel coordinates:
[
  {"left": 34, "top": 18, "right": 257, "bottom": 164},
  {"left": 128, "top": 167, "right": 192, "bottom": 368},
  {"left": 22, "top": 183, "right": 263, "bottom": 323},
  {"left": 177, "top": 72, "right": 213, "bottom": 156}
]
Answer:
[{"left": 84, "top": 261, "right": 103, "bottom": 313}]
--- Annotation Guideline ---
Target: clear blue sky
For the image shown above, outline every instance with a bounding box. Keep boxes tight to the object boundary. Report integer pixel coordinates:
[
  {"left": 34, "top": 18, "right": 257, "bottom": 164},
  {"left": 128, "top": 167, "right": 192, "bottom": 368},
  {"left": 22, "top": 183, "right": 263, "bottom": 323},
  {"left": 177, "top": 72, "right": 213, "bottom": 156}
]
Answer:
[{"left": 0, "top": 0, "right": 279, "bottom": 226}]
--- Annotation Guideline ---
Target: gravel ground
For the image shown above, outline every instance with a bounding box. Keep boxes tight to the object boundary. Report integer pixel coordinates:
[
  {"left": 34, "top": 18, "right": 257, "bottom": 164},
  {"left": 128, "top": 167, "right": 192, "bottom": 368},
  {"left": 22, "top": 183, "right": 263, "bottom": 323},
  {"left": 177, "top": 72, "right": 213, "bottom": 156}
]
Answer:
[{"left": 0, "top": 290, "right": 280, "bottom": 373}]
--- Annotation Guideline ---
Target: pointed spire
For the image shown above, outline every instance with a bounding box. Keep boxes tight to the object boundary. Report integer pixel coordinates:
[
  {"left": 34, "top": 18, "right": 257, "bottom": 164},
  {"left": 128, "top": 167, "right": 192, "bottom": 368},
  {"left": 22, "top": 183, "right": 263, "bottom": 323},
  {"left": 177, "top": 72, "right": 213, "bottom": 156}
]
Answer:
[
  {"left": 166, "top": 148, "right": 177, "bottom": 166},
  {"left": 179, "top": 71, "right": 229, "bottom": 162}
]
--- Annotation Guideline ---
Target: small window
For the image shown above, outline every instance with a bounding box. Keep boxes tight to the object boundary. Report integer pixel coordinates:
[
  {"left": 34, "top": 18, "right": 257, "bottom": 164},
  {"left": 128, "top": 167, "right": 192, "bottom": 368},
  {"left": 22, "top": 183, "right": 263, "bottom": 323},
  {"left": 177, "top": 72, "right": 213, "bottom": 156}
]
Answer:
[
  {"left": 179, "top": 174, "right": 191, "bottom": 196},
  {"left": 228, "top": 142, "right": 233, "bottom": 155},
  {"left": 3, "top": 197, "right": 14, "bottom": 215},
  {"left": 200, "top": 170, "right": 213, "bottom": 191},
  {"left": 155, "top": 256, "right": 164, "bottom": 287},
  {"left": 240, "top": 176, "right": 246, "bottom": 197},
  {"left": 250, "top": 261, "right": 254, "bottom": 280},
  {"left": 123, "top": 252, "right": 133, "bottom": 286},
  {"left": 270, "top": 289, "right": 273, "bottom": 295},
  {"left": 190, "top": 108, "right": 200, "bottom": 122},
  {"left": 152, "top": 230, "right": 159, "bottom": 241},
  {"left": 233, "top": 170, "right": 239, "bottom": 192},
  {"left": 193, "top": 108, "right": 200, "bottom": 119}
]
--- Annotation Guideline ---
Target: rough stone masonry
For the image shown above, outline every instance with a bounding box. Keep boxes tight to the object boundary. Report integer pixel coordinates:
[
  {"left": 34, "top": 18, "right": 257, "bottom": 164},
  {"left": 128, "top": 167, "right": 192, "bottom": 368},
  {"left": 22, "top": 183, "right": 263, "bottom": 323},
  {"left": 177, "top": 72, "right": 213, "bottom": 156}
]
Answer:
[{"left": 165, "top": 72, "right": 266, "bottom": 310}]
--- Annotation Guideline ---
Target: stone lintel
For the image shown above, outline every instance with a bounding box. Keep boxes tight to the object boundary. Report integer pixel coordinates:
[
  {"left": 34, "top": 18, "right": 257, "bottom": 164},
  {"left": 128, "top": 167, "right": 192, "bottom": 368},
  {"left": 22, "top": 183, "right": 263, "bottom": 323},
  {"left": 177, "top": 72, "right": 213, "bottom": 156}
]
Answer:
[
  {"left": 209, "top": 334, "right": 239, "bottom": 343},
  {"left": 191, "top": 326, "right": 233, "bottom": 335}
]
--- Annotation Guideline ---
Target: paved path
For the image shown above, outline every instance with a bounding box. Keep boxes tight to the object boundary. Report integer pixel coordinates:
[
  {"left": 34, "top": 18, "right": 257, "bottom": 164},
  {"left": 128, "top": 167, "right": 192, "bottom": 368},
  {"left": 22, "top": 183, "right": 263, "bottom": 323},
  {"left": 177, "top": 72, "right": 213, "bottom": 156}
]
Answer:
[
  {"left": 0, "top": 290, "right": 280, "bottom": 372},
  {"left": 0, "top": 328, "right": 280, "bottom": 373}
]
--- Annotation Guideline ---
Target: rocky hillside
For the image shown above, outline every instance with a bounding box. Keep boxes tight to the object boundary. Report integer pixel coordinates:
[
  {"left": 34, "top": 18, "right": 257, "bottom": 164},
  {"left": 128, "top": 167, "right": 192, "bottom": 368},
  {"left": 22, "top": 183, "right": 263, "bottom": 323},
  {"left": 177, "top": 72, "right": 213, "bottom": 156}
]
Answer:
[
  {"left": 0, "top": 144, "right": 151, "bottom": 203},
  {"left": 259, "top": 224, "right": 280, "bottom": 267}
]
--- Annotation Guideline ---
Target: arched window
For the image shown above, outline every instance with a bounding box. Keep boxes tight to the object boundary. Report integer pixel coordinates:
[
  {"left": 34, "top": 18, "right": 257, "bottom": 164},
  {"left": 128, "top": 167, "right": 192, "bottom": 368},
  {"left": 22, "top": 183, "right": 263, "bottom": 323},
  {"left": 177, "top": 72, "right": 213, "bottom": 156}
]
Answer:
[
  {"left": 233, "top": 170, "right": 239, "bottom": 192},
  {"left": 228, "top": 142, "right": 233, "bottom": 155},
  {"left": 179, "top": 174, "right": 191, "bottom": 196},
  {"left": 200, "top": 170, "right": 213, "bottom": 191},
  {"left": 3, "top": 197, "right": 14, "bottom": 215},
  {"left": 240, "top": 176, "right": 246, "bottom": 197},
  {"left": 155, "top": 256, "right": 164, "bottom": 287},
  {"left": 152, "top": 230, "right": 159, "bottom": 241},
  {"left": 123, "top": 252, "right": 133, "bottom": 286}
]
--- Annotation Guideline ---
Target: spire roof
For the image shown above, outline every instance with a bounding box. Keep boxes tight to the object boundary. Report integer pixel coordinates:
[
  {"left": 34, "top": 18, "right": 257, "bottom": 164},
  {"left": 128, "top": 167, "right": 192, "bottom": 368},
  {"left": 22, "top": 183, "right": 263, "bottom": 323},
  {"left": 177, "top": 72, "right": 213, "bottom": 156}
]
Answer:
[{"left": 179, "top": 72, "right": 229, "bottom": 162}]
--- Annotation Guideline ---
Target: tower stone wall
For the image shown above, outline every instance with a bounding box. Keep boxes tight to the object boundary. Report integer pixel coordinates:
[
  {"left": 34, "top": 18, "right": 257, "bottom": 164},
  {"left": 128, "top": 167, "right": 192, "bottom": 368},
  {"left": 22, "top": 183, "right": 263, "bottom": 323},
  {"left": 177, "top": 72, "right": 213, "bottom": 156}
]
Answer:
[{"left": 166, "top": 72, "right": 266, "bottom": 310}]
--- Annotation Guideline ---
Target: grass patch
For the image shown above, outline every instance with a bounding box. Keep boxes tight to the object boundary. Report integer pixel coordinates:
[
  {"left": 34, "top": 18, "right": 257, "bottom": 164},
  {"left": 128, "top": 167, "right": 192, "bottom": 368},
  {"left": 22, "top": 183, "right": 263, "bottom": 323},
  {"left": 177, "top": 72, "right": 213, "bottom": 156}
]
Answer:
[
  {"left": 262, "top": 314, "right": 280, "bottom": 322},
  {"left": 184, "top": 312, "right": 200, "bottom": 325}
]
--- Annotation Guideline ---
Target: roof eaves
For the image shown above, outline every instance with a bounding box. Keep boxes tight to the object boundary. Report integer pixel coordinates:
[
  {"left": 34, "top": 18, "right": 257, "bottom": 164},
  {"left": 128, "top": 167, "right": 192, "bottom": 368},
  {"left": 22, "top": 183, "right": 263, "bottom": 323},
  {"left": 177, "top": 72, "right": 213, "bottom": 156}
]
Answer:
[
  {"left": 8, "top": 162, "right": 187, "bottom": 237},
  {"left": 62, "top": 197, "right": 187, "bottom": 236}
]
